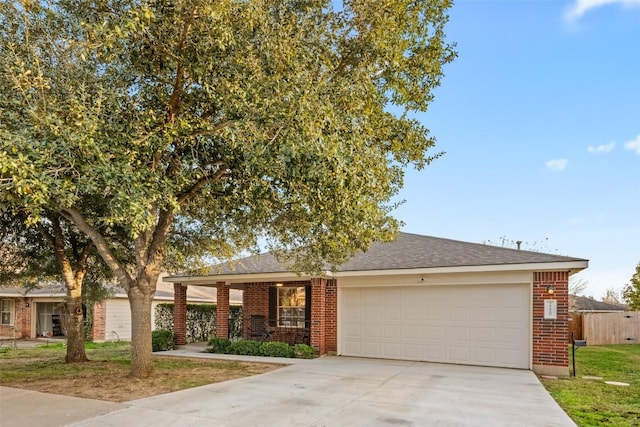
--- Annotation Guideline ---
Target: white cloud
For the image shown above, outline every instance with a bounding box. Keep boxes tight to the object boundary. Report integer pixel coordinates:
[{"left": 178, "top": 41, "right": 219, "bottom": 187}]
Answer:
[
  {"left": 565, "top": 0, "right": 640, "bottom": 22},
  {"left": 587, "top": 142, "right": 615, "bottom": 153},
  {"left": 623, "top": 134, "right": 640, "bottom": 154},
  {"left": 546, "top": 158, "right": 568, "bottom": 171}
]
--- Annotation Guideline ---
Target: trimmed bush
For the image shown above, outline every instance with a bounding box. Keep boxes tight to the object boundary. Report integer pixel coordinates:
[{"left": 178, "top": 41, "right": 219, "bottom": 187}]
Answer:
[
  {"left": 261, "top": 341, "right": 294, "bottom": 358},
  {"left": 152, "top": 329, "right": 174, "bottom": 352},
  {"left": 227, "top": 340, "right": 263, "bottom": 356},
  {"left": 207, "top": 337, "right": 232, "bottom": 354},
  {"left": 293, "top": 343, "right": 316, "bottom": 359}
]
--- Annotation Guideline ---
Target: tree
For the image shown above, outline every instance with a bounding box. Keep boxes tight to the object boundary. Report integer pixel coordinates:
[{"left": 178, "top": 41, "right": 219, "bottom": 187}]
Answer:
[
  {"left": 602, "top": 287, "right": 623, "bottom": 306},
  {"left": 0, "top": 0, "right": 456, "bottom": 378},
  {"left": 622, "top": 262, "right": 640, "bottom": 310},
  {"left": 0, "top": 209, "right": 114, "bottom": 362}
]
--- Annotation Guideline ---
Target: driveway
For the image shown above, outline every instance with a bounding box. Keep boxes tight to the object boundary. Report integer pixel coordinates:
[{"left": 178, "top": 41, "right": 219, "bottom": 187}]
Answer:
[{"left": 60, "top": 356, "right": 575, "bottom": 427}]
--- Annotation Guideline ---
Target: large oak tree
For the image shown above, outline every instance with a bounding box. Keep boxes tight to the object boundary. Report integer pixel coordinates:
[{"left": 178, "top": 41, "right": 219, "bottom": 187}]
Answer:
[{"left": 1, "top": 0, "right": 456, "bottom": 378}]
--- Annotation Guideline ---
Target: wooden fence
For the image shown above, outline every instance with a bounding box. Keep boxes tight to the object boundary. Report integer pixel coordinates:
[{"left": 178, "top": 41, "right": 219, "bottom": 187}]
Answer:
[{"left": 578, "top": 312, "right": 639, "bottom": 345}]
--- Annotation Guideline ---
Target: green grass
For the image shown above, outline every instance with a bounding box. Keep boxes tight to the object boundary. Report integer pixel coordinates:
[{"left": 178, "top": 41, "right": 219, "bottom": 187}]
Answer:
[
  {"left": 0, "top": 341, "right": 133, "bottom": 382},
  {"left": 541, "top": 345, "right": 640, "bottom": 427}
]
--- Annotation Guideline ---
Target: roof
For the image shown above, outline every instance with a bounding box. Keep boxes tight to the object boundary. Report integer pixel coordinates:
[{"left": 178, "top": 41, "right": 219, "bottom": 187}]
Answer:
[
  {"left": 0, "top": 280, "right": 242, "bottom": 304},
  {"left": 571, "top": 295, "right": 627, "bottom": 312},
  {"left": 169, "top": 232, "right": 588, "bottom": 279}
]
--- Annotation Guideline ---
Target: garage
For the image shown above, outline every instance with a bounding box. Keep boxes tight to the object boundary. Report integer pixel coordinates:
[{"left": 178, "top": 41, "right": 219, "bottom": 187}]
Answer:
[{"left": 340, "top": 284, "right": 530, "bottom": 369}]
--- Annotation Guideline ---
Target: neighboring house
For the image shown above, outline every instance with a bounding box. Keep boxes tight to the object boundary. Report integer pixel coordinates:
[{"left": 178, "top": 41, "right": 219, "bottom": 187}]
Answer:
[
  {"left": 167, "top": 232, "right": 588, "bottom": 376},
  {"left": 569, "top": 294, "right": 634, "bottom": 344},
  {"left": 0, "top": 280, "right": 241, "bottom": 341},
  {"left": 570, "top": 294, "right": 627, "bottom": 313}
]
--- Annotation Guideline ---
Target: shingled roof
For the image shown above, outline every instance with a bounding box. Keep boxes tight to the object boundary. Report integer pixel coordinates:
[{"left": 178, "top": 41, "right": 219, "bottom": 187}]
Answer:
[
  {"left": 175, "top": 232, "right": 587, "bottom": 277},
  {"left": 571, "top": 295, "right": 627, "bottom": 312}
]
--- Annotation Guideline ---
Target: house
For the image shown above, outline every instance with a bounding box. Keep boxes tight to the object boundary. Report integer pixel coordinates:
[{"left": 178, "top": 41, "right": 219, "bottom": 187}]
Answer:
[
  {"left": 568, "top": 294, "right": 632, "bottom": 343},
  {"left": 570, "top": 295, "right": 627, "bottom": 313},
  {"left": 0, "top": 279, "right": 242, "bottom": 342},
  {"left": 167, "top": 232, "right": 588, "bottom": 376}
]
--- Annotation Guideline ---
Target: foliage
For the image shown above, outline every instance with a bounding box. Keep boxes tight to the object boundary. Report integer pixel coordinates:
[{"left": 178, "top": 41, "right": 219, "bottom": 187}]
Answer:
[
  {"left": 541, "top": 345, "right": 640, "bottom": 426},
  {"left": 207, "top": 337, "right": 232, "bottom": 354},
  {"left": 155, "top": 303, "right": 243, "bottom": 343},
  {"left": 0, "top": 0, "right": 455, "bottom": 377},
  {"left": 293, "top": 344, "right": 317, "bottom": 359},
  {"left": 622, "top": 262, "right": 640, "bottom": 310},
  {"left": 207, "top": 339, "right": 315, "bottom": 359},
  {"left": 151, "top": 329, "right": 174, "bottom": 352},
  {"left": 227, "top": 340, "right": 264, "bottom": 357},
  {"left": 261, "top": 341, "right": 294, "bottom": 358}
]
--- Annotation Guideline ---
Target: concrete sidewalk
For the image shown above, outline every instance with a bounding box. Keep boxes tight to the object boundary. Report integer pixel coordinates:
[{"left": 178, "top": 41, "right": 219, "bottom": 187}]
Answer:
[{"left": 0, "top": 386, "right": 124, "bottom": 427}]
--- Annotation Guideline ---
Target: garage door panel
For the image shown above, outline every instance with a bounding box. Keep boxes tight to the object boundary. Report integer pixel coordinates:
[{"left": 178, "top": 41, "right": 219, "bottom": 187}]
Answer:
[{"left": 340, "top": 285, "right": 530, "bottom": 369}]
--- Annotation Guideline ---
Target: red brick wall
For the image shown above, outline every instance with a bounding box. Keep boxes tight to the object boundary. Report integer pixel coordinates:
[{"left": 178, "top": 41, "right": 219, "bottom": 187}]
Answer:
[
  {"left": 242, "top": 283, "right": 270, "bottom": 339},
  {"left": 0, "top": 298, "right": 31, "bottom": 339},
  {"left": 310, "top": 278, "right": 327, "bottom": 354},
  {"left": 532, "top": 271, "right": 569, "bottom": 370},
  {"left": 325, "top": 279, "right": 337, "bottom": 353},
  {"left": 215, "top": 282, "right": 230, "bottom": 339},
  {"left": 90, "top": 301, "right": 106, "bottom": 342},
  {"left": 173, "top": 283, "right": 187, "bottom": 346}
]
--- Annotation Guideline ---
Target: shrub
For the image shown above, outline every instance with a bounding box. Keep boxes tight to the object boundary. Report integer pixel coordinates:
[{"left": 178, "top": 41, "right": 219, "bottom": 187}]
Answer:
[
  {"left": 293, "top": 343, "right": 316, "bottom": 359},
  {"left": 227, "top": 340, "right": 263, "bottom": 356},
  {"left": 152, "top": 329, "right": 174, "bottom": 352},
  {"left": 207, "top": 337, "right": 232, "bottom": 354},
  {"left": 261, "top": 341, "right": 294, "bottom": 358}
]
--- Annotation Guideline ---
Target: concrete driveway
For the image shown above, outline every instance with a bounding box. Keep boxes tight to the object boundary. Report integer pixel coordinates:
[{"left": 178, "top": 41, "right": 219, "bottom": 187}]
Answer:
[{"left": 60, "top": 356, "right": 575, "bottom": 427}]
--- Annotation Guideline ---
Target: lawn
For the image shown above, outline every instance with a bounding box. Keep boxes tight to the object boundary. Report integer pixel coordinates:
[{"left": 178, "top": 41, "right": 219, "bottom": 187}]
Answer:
[
  {"left": 0, "top": 341, "right": 281, "bottom": 402},
  {"left": 540, "top": 344, "right": 640, "bottom": 427}
]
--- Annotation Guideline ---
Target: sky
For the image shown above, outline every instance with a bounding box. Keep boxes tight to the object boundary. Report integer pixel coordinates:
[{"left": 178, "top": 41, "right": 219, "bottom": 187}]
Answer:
[{"left": 394, "top": 0, "right": 640, "bottom": 299}]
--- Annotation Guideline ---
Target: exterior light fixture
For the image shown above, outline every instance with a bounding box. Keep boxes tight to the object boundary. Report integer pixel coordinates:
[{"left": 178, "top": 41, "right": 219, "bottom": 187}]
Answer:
[
  {"left": 275, "top": 283, "right": 284, "bottom": 287},
  {"left": 546, "top": 285, "right": 555, "bottom": 295}
]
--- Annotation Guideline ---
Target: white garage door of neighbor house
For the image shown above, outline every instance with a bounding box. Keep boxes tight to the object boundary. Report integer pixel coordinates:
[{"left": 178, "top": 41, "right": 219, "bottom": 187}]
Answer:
[{"left": 340, "top": 284, "right": 530, "bottom": 369}]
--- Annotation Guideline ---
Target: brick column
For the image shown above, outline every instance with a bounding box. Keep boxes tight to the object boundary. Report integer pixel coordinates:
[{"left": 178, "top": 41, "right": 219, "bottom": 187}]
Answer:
[
  {"left": 216, "top": 282, "right": 230, "bottom": 339},
  {"left": 173, "top": 283, "right": 187, "bottom": 346},
  {"left": 532, "top": 271, "right": 569, "bottom": 376},
  {"left": 325, "top": 279, "right": 338, "bottom": 353},
  {"left": 90, "top": 302, "right": 106, "bottom": 342},
  {"left": 310, "top": 278, "right": 327, "bottom": 355},
  {"left": 242, "top": 283, "right": 270, "bottom": 339}
]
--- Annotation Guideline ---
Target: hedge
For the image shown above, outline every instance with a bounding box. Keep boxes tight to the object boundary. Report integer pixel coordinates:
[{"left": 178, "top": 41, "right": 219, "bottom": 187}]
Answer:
[{"left": 155, "top": 303, "right": 243, "bottom": 343}]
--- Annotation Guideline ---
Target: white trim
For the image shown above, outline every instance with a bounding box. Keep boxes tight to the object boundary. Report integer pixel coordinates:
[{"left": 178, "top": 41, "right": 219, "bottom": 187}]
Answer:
[
  {"left": 165, "top": 271, "right": 321, "bottom": 285},
  {"left": 332, "top": 261, "right": 588, "bottom": 277}
]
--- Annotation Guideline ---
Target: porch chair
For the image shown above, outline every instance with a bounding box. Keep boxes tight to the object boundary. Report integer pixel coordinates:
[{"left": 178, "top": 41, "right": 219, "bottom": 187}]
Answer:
[{"left": 248, "top": 315, "right": 272, "bottom": 342}]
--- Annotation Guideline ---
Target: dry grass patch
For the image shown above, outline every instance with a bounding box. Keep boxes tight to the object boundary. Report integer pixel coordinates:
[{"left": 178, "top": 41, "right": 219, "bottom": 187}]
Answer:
[{"left": 0, "top": 342, "right": 282, "bottom": 402}]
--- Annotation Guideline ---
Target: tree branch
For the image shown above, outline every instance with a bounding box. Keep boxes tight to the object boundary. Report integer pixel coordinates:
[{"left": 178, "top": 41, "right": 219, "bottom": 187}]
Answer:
[
  {"left": 176, "top": 164, "right": 227, "bottom": 205},
  {"left": 61, "top": 207, "right": 133, "bottom": 291},
  {"left": 165, "top": 3, "right": 199, "bottom": 123}
]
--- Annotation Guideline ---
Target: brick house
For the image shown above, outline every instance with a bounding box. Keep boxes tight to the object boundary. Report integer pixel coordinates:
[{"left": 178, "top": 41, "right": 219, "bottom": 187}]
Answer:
[
  {"left": 168, "top": 232, "right": 588, "bottom": 376},
  {"left": 0, "top": 281, "right": 237, "bottom": 342}
]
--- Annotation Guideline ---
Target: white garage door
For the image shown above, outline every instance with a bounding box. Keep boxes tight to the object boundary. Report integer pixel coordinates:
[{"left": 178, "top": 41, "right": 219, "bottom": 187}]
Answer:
[{"left": 340, "top": 284, "right": 530, "bottom": 369}]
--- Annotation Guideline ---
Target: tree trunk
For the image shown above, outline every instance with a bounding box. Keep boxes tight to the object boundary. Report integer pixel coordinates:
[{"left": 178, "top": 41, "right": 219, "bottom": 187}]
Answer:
[
  {"left": 65, "top": 293, "right": 88, "bottom": 363},
  {"left": 129, "top": 284, "right": 155, "bottom": 378}
]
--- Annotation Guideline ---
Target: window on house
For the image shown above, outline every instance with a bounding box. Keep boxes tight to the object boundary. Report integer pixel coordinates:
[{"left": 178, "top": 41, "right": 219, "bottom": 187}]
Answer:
[
  {"left": 1, "top": 299, "right": 13, "bottom": 325},
  {"left": 277, "top": 287, "right": 306, "bottom": 328}
]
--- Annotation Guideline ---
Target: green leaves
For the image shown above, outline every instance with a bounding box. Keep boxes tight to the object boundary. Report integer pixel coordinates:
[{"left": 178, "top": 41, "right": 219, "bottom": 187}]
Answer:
[{"left": 1, "top": 0, "right": 455, "bottom": 272}]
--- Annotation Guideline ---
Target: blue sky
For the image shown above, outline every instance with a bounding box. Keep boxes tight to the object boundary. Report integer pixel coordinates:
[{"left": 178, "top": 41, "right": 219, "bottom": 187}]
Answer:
[{"left": 395, "top": 0, "right": 640, "bottom": 299}]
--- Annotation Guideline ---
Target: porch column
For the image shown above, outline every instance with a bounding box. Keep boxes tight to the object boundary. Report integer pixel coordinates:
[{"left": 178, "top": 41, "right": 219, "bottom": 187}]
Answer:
[
  {"left": 216, "top": 282, "right": 230, "bottom": 339},
  {"left": 310, "top": 278, "right": 327, "bottom": 355},
  {"left": 90, "top": 301, "right": 106, "bottom": 342},
  {"left": 173, "top": 283, "right": 188, "bottom": 346}
]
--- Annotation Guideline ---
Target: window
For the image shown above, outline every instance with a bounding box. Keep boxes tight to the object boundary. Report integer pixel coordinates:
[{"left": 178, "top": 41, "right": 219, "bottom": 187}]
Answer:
[
  {"left": 1, "top": 299, "right": 13, "bottom": 325},
  {"left": 277, "top": 287, "right": 306, "bottom": 327}
]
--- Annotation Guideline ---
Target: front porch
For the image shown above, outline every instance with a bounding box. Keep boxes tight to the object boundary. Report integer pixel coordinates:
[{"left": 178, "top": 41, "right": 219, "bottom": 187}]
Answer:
[{"left": 171, "top": 278, "right": 337, "bottom": 355}]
